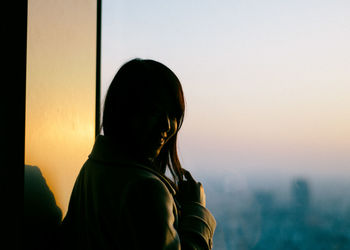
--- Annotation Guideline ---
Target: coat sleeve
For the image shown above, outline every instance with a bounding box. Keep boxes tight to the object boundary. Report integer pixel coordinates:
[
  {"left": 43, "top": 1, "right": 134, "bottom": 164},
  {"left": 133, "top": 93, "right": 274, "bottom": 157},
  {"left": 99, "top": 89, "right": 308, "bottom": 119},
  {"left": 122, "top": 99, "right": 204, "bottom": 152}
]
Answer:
[
  {"left": 177, "top": 201, "right": 216, "bottom": 250},
  {"left": 121, "top": 178, "right": 216, "bottom": 250}
]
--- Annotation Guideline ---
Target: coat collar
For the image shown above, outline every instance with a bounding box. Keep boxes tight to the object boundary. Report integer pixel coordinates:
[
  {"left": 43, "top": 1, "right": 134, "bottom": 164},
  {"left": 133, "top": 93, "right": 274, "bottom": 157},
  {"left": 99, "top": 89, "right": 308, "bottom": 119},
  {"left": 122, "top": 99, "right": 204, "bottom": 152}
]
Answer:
[{"left": 89, "top": 135, "right": 176, "bottom": 196}]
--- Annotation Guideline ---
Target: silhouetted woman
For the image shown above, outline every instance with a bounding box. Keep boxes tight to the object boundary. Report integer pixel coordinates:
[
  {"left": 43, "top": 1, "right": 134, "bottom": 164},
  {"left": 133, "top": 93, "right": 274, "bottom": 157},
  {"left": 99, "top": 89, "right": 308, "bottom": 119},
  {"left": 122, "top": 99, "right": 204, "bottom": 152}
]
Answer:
[{"left": 61, "top": 59, "right": 216, "bottom": 249}]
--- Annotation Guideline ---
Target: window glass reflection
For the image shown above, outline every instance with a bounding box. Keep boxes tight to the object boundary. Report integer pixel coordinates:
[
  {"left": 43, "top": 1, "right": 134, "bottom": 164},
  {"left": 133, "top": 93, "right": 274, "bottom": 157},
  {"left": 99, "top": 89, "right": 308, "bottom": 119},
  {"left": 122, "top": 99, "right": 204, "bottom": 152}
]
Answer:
[{"left": 26, "top": 0, "right": 97, "bottom": 217}]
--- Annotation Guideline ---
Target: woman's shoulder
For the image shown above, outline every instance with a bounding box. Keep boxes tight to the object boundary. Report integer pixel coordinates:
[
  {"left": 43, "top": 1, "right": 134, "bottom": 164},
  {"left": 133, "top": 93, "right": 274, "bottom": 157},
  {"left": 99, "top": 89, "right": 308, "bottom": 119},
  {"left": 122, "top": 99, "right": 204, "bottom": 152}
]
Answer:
[
  {"left": 102, "top": 159, "right": 177, "bottom": 196},
  {"left": 122, "top": 173, "right": 177, "bottom": 220},
  {"left": 126, "top": 167, "right": 174, "bottom": 199}
]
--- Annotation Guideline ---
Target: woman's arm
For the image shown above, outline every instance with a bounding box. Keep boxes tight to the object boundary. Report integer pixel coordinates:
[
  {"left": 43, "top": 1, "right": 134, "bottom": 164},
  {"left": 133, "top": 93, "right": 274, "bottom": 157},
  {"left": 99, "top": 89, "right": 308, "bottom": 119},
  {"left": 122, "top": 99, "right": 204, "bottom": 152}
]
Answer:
[
  {"left": 121, "top": 177, "right": 215, "bottom": 250},
  {"left": 177, "top": 170, "right": 216, "bottom": 249}
]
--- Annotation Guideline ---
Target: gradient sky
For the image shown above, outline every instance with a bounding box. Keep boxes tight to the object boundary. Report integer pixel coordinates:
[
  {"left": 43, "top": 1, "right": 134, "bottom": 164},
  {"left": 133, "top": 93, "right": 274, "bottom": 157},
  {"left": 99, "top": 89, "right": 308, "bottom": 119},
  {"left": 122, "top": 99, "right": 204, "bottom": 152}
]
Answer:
[{"left": 102, "top": 0, "right": 350, "bottom": 183}]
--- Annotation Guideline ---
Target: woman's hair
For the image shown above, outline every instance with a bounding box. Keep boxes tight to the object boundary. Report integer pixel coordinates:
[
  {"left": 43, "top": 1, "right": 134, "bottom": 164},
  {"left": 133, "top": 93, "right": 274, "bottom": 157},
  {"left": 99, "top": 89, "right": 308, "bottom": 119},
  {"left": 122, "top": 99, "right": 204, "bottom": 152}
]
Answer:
[{"left": 102, "top": 58, "right": 185, "bottom": 188}]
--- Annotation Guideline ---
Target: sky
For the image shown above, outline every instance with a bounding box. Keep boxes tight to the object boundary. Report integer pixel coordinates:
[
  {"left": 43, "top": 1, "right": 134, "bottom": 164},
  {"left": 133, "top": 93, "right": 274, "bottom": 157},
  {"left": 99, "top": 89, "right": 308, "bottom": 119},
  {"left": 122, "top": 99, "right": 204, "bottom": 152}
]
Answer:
[{"left": 101, "top": 0, "right": 350, "bottom": 185}]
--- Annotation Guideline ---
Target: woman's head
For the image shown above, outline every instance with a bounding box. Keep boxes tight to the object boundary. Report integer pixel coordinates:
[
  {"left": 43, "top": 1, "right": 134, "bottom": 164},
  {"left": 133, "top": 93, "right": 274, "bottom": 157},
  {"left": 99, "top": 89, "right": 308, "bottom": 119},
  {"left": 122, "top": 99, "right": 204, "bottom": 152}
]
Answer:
[{"left": 102, "top": 58, "right": 185, "bottom": 185}]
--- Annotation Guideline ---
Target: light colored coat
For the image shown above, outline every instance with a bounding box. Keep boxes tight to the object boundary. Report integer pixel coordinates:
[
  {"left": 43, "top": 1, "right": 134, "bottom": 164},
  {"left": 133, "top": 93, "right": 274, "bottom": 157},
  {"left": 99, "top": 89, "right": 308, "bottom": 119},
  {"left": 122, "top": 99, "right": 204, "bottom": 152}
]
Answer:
[{"left": 62, "top": 135, "right": 216, "bottom": 250}]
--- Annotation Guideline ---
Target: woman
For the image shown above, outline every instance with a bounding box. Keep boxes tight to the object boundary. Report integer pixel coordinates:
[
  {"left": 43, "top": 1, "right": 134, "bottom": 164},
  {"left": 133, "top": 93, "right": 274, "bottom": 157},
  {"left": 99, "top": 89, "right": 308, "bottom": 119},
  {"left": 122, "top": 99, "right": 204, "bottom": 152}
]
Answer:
[{"left": 61, "top": 59, "right": 216, "bottom": 249}]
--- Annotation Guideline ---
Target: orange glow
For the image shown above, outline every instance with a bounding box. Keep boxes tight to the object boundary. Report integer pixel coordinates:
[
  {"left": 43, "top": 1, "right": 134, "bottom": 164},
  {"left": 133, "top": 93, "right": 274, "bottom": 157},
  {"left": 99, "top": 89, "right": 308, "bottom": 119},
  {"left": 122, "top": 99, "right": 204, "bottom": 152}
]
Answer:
[{"left": 26, "top": 0, "right": 97, "bottom": 217}]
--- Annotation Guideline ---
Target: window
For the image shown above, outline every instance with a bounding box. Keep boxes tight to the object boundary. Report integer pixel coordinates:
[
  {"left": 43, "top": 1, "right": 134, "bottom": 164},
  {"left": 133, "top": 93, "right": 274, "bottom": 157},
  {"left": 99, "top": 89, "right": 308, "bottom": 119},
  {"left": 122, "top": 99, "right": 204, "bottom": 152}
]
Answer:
[
  {"left": 25, "top": 0, "right": 98, "bottom": 217},
  {"left": 101, "top": 1, "right": 350, "bottom": 249}
]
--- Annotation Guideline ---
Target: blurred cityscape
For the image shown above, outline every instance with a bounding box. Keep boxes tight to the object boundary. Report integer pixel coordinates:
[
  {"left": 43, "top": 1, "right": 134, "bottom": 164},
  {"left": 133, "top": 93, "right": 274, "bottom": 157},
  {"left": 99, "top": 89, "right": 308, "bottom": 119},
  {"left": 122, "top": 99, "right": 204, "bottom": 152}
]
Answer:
[{"left": 203, "top": 175, "right": 350, "bottom": 250}]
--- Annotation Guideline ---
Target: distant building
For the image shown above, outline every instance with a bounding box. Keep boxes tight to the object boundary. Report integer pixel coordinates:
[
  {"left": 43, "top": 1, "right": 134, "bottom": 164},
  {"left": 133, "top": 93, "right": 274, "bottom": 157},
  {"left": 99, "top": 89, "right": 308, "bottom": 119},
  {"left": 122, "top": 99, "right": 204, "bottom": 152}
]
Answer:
[{"left": 291, "top": 178, "right": 310, "bottom": 219}]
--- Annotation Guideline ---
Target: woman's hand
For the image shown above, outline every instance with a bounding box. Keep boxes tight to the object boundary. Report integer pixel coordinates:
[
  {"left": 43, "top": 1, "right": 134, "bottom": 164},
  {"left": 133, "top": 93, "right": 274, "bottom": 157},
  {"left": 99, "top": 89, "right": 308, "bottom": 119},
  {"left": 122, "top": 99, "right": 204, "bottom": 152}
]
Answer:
[{"left": 177, "top": 169, "right": 206, "bottom": 207}]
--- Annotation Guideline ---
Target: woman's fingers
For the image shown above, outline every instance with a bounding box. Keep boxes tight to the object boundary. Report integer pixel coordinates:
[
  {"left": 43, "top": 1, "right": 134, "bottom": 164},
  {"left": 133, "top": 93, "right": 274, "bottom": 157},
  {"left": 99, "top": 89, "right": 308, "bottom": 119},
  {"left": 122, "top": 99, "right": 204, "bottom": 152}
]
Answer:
[
  {"left": 178, "top": 169, "right": 206, "bottom": 206},
  {"left": 183, "top": 169, "right": 195, "bottom": 182}
]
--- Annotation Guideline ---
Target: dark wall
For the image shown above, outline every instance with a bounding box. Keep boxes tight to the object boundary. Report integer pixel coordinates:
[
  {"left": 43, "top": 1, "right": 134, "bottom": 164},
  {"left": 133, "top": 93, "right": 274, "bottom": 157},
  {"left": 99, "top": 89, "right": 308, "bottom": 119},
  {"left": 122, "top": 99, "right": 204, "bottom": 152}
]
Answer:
[{"left": 0, "top": 1, "right": 27, "bottom": 249}]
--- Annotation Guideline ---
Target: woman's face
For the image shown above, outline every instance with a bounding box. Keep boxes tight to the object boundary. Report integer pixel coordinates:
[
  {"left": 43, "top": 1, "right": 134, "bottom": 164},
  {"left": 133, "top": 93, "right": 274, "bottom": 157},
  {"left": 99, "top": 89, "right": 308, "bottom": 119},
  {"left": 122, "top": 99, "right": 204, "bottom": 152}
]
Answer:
[{"left": 128, "top": 101, "right": 178, "bottom": 162}]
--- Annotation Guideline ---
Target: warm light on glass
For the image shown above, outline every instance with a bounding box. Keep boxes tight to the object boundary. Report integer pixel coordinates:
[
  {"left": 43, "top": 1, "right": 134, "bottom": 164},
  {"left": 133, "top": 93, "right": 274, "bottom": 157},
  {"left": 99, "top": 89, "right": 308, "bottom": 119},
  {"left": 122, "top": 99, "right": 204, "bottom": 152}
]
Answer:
[{"left": 26, "top": 0, "right": 97, "bottom": 217}]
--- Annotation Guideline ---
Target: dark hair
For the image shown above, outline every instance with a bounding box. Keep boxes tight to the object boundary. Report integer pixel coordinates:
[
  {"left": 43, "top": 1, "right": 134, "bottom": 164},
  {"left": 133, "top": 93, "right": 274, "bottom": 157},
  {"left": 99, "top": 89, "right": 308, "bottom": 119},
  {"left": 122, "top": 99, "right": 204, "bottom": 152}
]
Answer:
[{"left": 102, "top": 58, "right": 185, "bottom": 188}]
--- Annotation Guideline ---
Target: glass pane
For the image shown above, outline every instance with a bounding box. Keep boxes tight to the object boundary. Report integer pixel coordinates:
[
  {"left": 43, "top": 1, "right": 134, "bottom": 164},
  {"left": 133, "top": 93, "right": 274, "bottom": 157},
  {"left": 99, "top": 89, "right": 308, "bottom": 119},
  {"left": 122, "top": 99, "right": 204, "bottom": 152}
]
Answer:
[
  {"left": 26, "top": 0, "right": 97, "bottom": 217},
  {"left": 101, "top": 1, "right": 350, "bottom": 249}
]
